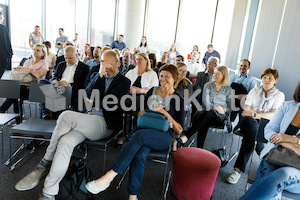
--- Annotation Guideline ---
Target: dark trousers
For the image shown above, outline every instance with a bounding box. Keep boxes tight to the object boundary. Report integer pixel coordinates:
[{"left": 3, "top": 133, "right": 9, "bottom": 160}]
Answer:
[
  {"left": 185, "top": 110, "right": 222, "bottom": 148},
  {"left": 0, "top": 85, "right": 29, "bottom": 117},
  {"left": 0, "top": 59, "right": 7, "bottom": 79},
  {"left": 230, "top": 98, "right": 243, "bottom": 122},
  {"left": 234, "top": 116, "right": 264, "bottom": 172},
  {"left": 112, "top": 129, "right": 173, "bottom": 195}
]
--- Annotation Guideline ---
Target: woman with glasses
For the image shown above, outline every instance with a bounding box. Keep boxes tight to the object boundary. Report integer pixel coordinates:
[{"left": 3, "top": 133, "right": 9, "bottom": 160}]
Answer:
[{"left": 175, "top": 61, "right": 192, "bottom": 98}]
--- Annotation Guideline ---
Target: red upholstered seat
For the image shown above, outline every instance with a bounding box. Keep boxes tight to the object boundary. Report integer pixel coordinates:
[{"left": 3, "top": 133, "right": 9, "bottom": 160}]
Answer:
[{"left": 172, "top": 147, "right": 221, "bottom": 200}]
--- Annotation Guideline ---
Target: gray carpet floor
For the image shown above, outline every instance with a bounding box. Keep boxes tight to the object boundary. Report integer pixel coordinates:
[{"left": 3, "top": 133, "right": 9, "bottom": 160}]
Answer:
[{"left": 0, "top": 70, "right": 281, "bottom": 200}]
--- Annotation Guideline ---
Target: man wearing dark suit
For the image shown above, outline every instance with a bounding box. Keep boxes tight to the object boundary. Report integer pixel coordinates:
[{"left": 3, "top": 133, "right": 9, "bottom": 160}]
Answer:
[
  {"left": 52, "top": 45, "right": 89, "bottom": 110},
  {"left": 120, "top": 50, "right": 135, "bottom": 75},
  {"left": 0, "top": 10, "right": 13, "bottom": 79},
  {"left": 15, "top": 50, "right": 131, "bottom": 200}
]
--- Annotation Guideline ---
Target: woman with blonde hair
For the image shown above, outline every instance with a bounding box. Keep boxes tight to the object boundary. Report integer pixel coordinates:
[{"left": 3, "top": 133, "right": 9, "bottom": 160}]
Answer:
[
  {"left": 176, "top": 65, "right": 232, "bottom": 148},
  {"left": 0, "top": 44, "right": 48, "bottom": 118},
  {"left": 125, "top": 52, "right": 158, "bottom": 94}
]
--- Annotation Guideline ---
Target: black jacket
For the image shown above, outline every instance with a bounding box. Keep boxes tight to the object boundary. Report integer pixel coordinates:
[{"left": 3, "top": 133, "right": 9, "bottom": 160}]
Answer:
[
  {"left": 85, "top": 72, "right": 131, "bottom": 130},
  {"left": 53, "top": 61, "right": 89, "bottom": 109},
  {"left": 193, "top": 71, "right": 211, "bottom": 104},
  {"left": 0, "top": 24, "right": 13, "bottom": 64}
]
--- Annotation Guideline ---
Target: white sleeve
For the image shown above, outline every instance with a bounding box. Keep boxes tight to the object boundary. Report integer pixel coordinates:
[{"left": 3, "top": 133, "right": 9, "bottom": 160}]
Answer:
[
  {"left": 148, "top": 71, "right": 159, "bottom": 88},
  {"left": 245, "top": 88, "right": 256, "bottom": 106}
]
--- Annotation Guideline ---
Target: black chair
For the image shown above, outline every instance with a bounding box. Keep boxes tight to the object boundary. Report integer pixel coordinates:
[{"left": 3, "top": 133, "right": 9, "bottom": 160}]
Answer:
[
  {"left": 5, "top": 82, "right": 72, "bottom": 170},
  {"left": 0, "top": 80, "right": 21, "bottom": 161},
  {"left": 246, "top": 118, "right": 300, "bottom": 199}
]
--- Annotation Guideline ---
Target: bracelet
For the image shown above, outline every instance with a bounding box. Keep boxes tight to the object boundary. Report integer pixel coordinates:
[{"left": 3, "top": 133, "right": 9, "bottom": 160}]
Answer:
[{"left": 252, "top": 112, "right": 256, "bottom": 119}]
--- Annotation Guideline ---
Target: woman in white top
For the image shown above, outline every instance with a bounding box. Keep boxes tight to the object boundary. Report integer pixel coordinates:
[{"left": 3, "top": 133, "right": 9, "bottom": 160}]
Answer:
[
  {"left": 43, "top": 41, "right": 56, "bottom": 75},
  {"left": 226, "top": 68, "right": 285, "bottom": 185},
  {"left": 29, "top": 25, "right": 45, "bottom": 49},
  {"left": 138, "top": 36, "right": 148, "bottom": 53},
  {"left": 125, "top": 53, "right": 158, "bottom": 94}
]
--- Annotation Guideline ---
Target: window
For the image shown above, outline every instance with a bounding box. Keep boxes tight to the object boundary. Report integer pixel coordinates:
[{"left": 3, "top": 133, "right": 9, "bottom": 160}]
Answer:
[
  {"left": 75, "top": 0, "right": 89, "bottom": 54},
  {"left": 213, "top": 0, "right": 235, "bottom": 64},
  {"left": 145, "top": 0, "right": 179, "bottom": 57},
  {"left": 10, "top": 0, "right": 42, "bottom": 60},
  {"left": 46, "top": 0, "right": 76, "bottom": 54},
  {"left": 90, "top": 0, "right": 115, "bottom": 47},
  {"left": 176, "top": 0, "right": 217, "bottom": 62}
]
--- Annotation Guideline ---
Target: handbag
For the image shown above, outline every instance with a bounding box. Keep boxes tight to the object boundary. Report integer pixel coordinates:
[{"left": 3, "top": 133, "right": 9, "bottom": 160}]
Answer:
[
  {"left": 137, "top": 109, "right": 170, "bottom": 132},
  {"left": 9, "top": 68, "right": 40, "bottom": 86},
  {"left": 266, "top": 144, "right": 300, "bottom": 170}
]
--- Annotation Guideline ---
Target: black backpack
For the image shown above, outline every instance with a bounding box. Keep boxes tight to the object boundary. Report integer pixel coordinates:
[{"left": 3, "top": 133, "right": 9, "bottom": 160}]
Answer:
[{"left": 56, "top": 155, "right": 94, "bottom": 200}]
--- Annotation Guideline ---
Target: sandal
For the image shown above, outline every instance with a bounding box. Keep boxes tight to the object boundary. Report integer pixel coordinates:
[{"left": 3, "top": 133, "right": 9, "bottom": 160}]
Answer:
[{"left": 176, "top": 138, "right": 185, "bottom": 148}]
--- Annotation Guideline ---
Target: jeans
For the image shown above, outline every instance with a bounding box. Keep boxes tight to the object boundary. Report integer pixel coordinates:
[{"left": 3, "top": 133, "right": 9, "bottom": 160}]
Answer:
[
  {"left": 185, "top": 110, "right": 222, "bottom": 148},
  {"left": 0, "top": 85, "right": 29, "bottom": 117},
  {"left": 240, "top": 157, "right": 300, "bottom": 200},
  {"left": 42, "top": 111, "right": 113, "bottom": 195},
  {"left": 234, "top": 117, "right": 264, "bottom": 172},
  {"left": 112, "top": 129, "right": 173, "bottom": 195}
]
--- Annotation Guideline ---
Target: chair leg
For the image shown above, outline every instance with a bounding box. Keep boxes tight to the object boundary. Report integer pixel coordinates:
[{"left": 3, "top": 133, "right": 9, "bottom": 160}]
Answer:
[
  {"left": 10, "top": 147, "right": 35, "bottom": 170},
  {"left": 116, "top": 166, "right": 130, "bottom": 190},
  {"left": 103, "top": 144, "right": 107, "bottom": 175}
]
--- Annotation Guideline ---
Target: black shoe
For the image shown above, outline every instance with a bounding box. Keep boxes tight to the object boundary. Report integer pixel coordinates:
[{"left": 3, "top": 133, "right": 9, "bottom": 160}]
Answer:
[
  {"left": 26, "top": 139, "right": 45, "bottom": 150},
  {"left": 176, "top": 138, "right": 185, "bottom": 148},
  {"left": 42, "top": 112, "right": 52, "bottom": 120}
]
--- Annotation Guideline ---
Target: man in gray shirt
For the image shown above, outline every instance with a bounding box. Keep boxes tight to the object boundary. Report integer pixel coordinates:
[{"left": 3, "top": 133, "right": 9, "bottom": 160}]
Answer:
[{"left": 55, "top": 28, "right": 68, "bottom": 55}]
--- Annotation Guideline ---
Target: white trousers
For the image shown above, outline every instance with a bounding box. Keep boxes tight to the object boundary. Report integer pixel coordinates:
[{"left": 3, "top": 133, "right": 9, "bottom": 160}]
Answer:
[{"left": 42, "top": 111, "right": 113, "bottom": 195}]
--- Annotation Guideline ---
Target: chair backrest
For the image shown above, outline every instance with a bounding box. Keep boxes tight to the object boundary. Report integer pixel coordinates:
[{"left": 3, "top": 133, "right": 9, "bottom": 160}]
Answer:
[
  {"left": 255, "top": 118, "right": 270, "bottom": 143},
  {"left": 28, "top": 82, "right": 72, "bottom": 107},
  {"left": 0, "top": 80, "right": 21, "bottom": 99}
]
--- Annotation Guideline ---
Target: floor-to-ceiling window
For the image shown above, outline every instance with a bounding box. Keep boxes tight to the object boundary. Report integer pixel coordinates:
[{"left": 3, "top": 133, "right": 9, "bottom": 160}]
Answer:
[
  {"left": 10, "top": 0, "right": 42, "bottom": 60},
  {"left": 176, "top": 0, "right": 217, "bottom": 62},
  {"left": 75, "top": 0, "right": 89, "bottom": 54},
  {"left": 145, "top": 0, "right": 179, "bottom": 57},
  {"left": 90, "top": 0, "right": 115, "bottom": 47},
  {"left": 46, "top": 0, "right": 76, "bottom": 54}
]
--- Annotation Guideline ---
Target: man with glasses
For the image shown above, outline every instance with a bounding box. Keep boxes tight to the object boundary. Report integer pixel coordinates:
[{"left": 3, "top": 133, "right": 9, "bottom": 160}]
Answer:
[
  {"left": 0, "top": 10, "right": 13, "bottom": 79},
  {"left": 186, "top": 51, "right": 205, "bottom": 78}
]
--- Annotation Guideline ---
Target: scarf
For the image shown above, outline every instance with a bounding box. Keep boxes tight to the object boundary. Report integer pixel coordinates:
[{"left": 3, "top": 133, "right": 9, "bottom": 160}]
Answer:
[{"left": 257, "top": 86, "right": 279, "bottom": 113}]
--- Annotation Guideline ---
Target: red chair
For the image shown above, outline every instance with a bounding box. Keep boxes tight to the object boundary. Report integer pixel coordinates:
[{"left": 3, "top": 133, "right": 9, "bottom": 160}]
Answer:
[{"left": 172, "top": 147, "right": 221, "bottom": 200}]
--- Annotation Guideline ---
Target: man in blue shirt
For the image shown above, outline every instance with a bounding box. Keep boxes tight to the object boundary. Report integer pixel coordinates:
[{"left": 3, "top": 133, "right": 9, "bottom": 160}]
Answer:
[
  {"left": 86, "top": 46, "right": 101, "bottom": 70},
  {"left": 55, "top": 28, "right": 68, "bottom": 55},
  {"left": 202, "top": 44, "right": 221, "bottom": 68},
  {"left": 230, "top": 59, "right": 257, "bottom": 122},
  {"left": 111, "top": 34, "right": 126, "bottom": 51}
]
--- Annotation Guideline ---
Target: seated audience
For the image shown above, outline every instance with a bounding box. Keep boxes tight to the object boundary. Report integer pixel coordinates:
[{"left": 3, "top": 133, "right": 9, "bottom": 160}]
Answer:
[
  {"left": 227, "top": 68, "right": 285, "bottom": 184},
  {"left": 148, "top": 53, "right": 159, "bottom": 75},
  {"left": 0, "top": 44, "right": 48, "bottom": 118},
  {"left": 82, "top": 46, "right": 94, "bottom": 64},
  {"left": 138, "top": 36, "right": 148, "bottom": 53},
  {"left": 202, "top": 43, "right": 220, "bottom": 69},
  {"left": 190, "top": 45, "right": 201, "bottom": 62},
  {"left": 42, "top": 41, "right": 56, "bottom": 79},
  {"left": 125, "top": 53, "right": 159, "bottom": 94},
  {"left": 79, "top": 43, "right": 91, "bottom": 61},
  {"left": 230, "top": 59, "right": 257, "bottom": 122},
  {"left": 157, "top": 51, "right": 169, "bottom": 69},
  {"left": 15, "top": 50, "right": 131, "bottom": 200},
  {"left": 86, "top": 46, "right": 101, "bottom": 70},
  {"left": 53, "top": 42, "right": 74, "bottom": 72},
  {"left": 186, "top": 51, "right": 205, "bottom": 78},
  {"left": 167, "top": 43, "right": 179, "bottom": 64},
  {"left": 175, "top": 54, "right": 184, "bottom": 64},
  {"left": 174, "top": 62, "right": 192, "bottom": 97},
  {"left": 239, "top": 82, "right": 300, "bottom": 200},
  {"left": 193, "top": 56, "right": 219, "bottom": 104},
  {"left": 175, "top": 66, "right": 232, "bottom": 149},
  {"left": 84, "top": 46, "right": 112, "bottom": 87},
  {"left": 132, "top": 49, "right": 140, "bottom": 66},
  {"left": 85, "top": 64, "right": 185, "bottom": 200},
  {"left": 120, "top": 50, "right": 135, "bottom": 75}
]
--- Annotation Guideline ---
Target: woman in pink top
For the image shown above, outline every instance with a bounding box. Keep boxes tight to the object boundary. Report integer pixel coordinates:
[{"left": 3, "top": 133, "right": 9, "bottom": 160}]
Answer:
[{"left": 0, "top": 44, "right": 48, "bottom": 120}]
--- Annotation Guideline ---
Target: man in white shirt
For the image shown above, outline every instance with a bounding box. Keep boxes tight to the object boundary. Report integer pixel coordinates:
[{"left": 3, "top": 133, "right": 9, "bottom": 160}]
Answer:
[{"left": 186, "top": 51, "right": 205, "bottom": 78}]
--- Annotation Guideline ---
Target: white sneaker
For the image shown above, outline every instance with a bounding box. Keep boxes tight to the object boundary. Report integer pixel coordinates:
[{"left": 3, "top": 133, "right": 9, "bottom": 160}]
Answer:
[
  {"left": 15, "top": 166, "right": 48, "bottom": 191},
  {"left": 226, "top": 170, "right": 241, "bottom": 184}
]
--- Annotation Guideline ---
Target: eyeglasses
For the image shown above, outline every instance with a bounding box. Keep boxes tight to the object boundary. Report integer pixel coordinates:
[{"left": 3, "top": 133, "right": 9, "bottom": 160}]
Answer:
[{"left": 179, "top": 69, "right": 187, "bottom": 73}]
